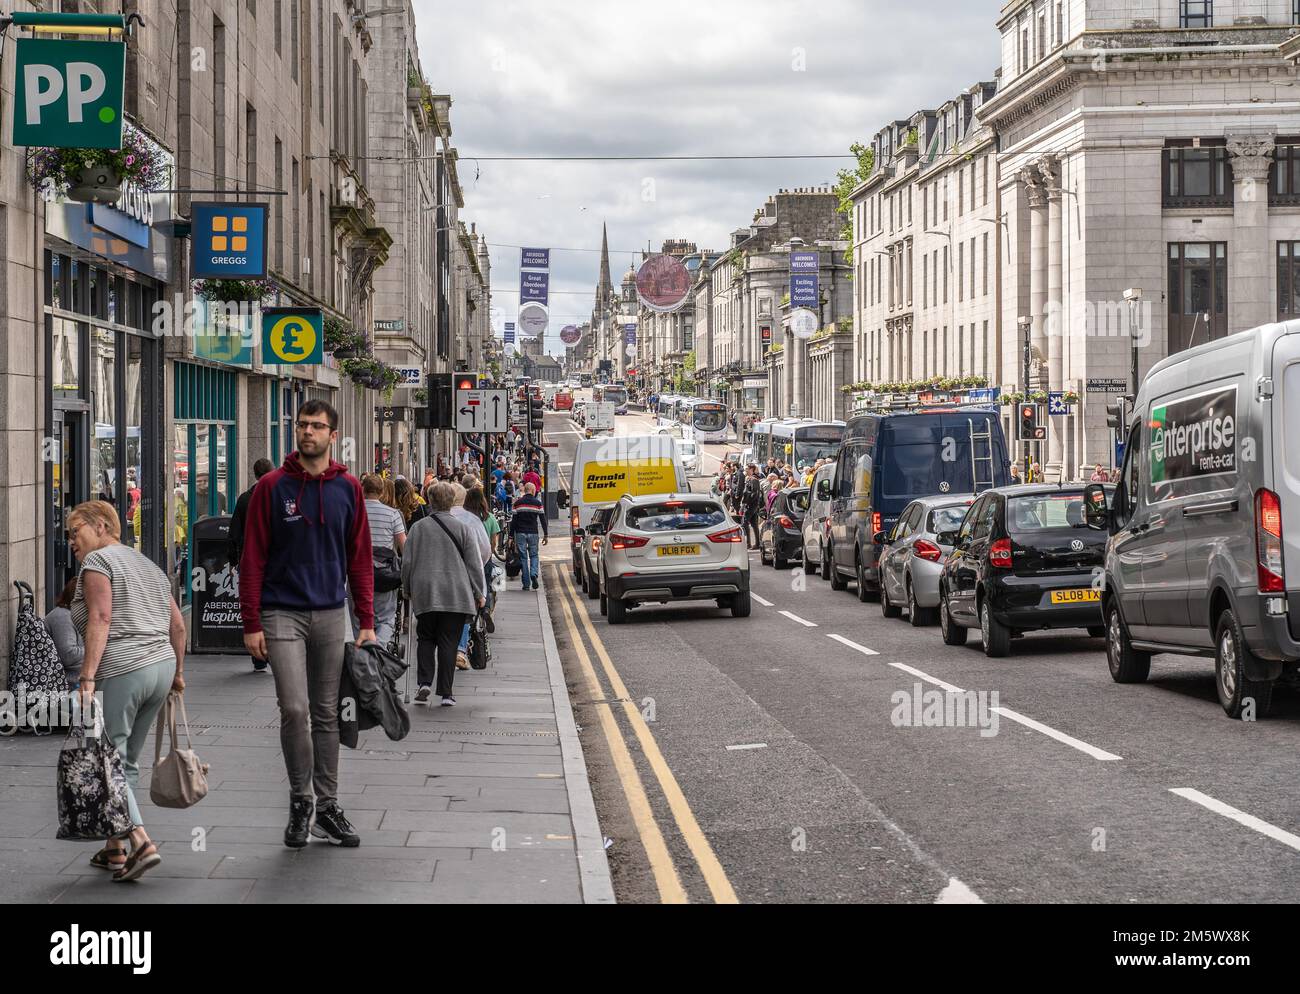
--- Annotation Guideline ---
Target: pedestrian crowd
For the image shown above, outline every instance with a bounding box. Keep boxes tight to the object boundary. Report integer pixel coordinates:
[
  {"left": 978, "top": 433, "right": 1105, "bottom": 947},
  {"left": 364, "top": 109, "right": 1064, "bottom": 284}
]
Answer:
[{"left": 712, "top": 455, "right": 830, "bottom": 551}]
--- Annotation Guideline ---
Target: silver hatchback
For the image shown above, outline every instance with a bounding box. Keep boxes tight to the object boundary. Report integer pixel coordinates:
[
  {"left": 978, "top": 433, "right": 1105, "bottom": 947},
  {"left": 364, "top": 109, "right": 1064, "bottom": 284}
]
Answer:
[
  {"left": 877, "top": 495, "right": 975, "bottom": 626},
  {"left": 597, "top": 493, "right": 751, "bottom": 625}
]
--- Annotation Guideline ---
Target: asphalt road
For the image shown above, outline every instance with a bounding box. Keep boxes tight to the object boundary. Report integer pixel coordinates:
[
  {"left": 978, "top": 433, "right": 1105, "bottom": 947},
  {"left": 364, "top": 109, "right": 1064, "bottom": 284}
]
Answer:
[{"left": 539, "top": 402, "right": 1300, "bottom": 904}]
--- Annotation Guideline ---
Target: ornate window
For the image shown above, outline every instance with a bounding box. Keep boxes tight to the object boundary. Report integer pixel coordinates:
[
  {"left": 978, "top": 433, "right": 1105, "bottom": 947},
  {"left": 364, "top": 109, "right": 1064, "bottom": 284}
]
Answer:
[{"left": 1163, "top": 140, "right": 1232, "bottom": 208}]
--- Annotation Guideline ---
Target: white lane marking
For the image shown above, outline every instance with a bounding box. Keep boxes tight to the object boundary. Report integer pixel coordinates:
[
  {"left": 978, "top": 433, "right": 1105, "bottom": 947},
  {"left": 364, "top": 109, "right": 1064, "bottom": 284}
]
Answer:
[
  {"left": 779, "top": 610, "right": 817, "bottom": 628},
  {"left": 935, "top": 878, "right": 984, "bottom": 904},
  {"left": 887, "top": 661, "right": 964, "bottom": 694},
  {"left": 825, "top": 633, "right": 878, "bottom": 656},
  {"left": 751, "top": 593, "right": 774, "bottom": 607},
  {"left": 991, "top": 707, "right": 1122, "bottom": 762},
  {"left": 725, "top": 743, "right": 769, "bottom": 751},
  {"left": 1169, "top": 788, "right": 1300, "bottom": 852}
]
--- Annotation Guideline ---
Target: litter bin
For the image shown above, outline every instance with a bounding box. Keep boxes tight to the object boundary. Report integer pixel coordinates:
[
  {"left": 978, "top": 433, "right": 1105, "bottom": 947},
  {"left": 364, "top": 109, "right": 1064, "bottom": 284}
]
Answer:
[{"left": 190, "top": 515, "right": 245, "bottom": 654}]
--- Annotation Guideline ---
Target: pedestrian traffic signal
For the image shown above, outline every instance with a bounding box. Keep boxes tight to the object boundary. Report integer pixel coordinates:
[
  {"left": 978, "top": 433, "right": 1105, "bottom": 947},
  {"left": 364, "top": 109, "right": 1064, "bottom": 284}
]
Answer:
[
  {"left": 1019, "top": 404, "right": 1045, "bottom": 442},
  {"left": 1106, "top": 396, "right": 1131, "bottom": 433}
]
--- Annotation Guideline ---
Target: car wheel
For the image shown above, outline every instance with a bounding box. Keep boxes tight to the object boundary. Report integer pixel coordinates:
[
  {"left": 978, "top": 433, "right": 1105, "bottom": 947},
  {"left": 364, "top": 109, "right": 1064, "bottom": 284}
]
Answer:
[
  {"left": 829, "top": 546, "right": 847, "bottom": 591},
  {"left": 907, "top": 578, "right": 935, "bottom": 627},
  {"left": 731, "top": 590, "right": 752, "bottom": 618},
  {"left": 880, "top": 576, "right": 902, "bottom": 618},
  {"left": 586, "top": 567, "right": 600, "bottom": 601},
  {"left": 1086, "top": 625, "right": 1105, "bottom": 639},
  {"left": 760, "top": 541, "right": 771, "bottom": 566},
  {"left": 1105, "top": 601, "right": 1150, "bottom": 684},
  {"left": 855, "top": 552, "right": 877, "bottom": 603},
  {"left": 774, "top": 547, "right": 790, "bottom": 570},
  {"left": 599, "top": 576, "right": 609, "bottom": 617},
  {"left": 980, "top": 598, "right": 1010, "bottom": 658},
  {"left": 820, "top": 545, "right": 833, "bottom": 583},
  {"left": 607, "top": 595, "right": 627, "bottom": 625},
  {"left": 1215, "top": 608, "right": 1273, "bottom": 719},
  {"left": 939, "top": 591, "right": 967, "bottom": 646}
]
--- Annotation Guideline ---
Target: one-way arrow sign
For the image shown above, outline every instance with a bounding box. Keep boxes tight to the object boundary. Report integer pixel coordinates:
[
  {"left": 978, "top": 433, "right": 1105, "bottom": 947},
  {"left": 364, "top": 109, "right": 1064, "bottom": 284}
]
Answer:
[{"left": 455, "top": 388, "right": 509, "bottom": 434}]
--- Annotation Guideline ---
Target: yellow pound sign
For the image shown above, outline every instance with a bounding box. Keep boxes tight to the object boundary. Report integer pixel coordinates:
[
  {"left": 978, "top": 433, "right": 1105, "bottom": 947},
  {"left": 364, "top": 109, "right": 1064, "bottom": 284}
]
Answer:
[{"left": 270, "top": 315, "right": 316, "bottom": 363}]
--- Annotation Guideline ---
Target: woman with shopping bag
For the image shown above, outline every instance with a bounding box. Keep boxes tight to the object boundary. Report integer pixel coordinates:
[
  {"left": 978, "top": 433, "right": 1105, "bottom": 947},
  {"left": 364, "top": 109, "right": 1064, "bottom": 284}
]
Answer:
[{"left": 67, "top": 501, "right": 187, "bottom": 882}]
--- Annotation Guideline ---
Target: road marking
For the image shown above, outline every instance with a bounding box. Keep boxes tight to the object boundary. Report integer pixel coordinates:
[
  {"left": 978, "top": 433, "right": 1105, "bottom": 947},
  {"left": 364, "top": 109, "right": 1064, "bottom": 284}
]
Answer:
[
  {"left": 991, "top": 707, "right": 1122, "bottom": 762},
  {"left": 725, "top": 743, "right": 768, "bottom": 751},
  {"left": 558, "top": 569, "right": 741, "bottom": 904},
  {"left": 935, "top": 878, "right": 984, "bottom": 904},
  {"left": 779, "top": 610, "right": 817, "bottom": 628},
  {"left": 751, "top": 593, "right": 774, "bottom": 607},
  {"left": 1169, "top": 788, "right": 1300, "bottom": 852},
  {"left": 552, "top": 570, "right": 688, "bottom": 903},
  {"left": 825, "top": 633, "right": 878, "bottom": 656},
  {"left": 888, "top": 661, "right": 963, "bottom": 694}
]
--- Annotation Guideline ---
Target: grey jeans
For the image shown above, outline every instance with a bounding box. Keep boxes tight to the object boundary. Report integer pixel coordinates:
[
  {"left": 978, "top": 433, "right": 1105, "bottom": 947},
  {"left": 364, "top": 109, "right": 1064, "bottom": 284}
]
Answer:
[
  {"left": 263, "top": 607, "right": 347, "bottom": 804},
  {"left": 100, "top": 658, "right": 177, "bottom": 828}
]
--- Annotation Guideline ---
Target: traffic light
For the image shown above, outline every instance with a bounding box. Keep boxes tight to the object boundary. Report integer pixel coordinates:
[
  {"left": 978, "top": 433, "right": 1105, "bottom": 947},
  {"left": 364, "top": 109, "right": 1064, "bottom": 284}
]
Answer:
[
  {"left": 1018, "top": 404, "right": 1046, "bottom": 442},
  {"left": 455, "top": 373, "right": 480, "bottom": 392},
  {"left": 1106, "top": 396, "right": 1131, "bottom": 434},
  {"left": 528, "top": 392, "right": 545, "bottom": 433},
  {"left": 427, "top": 372, "right": 454, "bottom": 429}
]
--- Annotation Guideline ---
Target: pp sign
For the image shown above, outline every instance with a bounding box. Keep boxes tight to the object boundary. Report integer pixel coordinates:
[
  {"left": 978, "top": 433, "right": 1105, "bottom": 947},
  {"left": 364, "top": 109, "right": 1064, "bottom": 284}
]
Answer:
[{"left": 13, "top": 39, "right": 126, "bottom": 149}]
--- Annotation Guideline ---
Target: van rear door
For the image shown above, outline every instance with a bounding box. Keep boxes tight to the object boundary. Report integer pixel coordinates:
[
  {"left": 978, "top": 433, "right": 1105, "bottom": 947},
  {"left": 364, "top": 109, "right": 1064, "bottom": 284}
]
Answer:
[{"left": 1271, "top": 332, "right": 1300, "bottom": 638}]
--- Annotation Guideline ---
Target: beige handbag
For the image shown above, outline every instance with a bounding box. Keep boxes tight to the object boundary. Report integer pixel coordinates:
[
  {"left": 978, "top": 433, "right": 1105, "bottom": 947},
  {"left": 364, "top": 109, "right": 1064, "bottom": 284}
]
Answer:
[{"left": 149, "top": 693, "right": 209, "bottom": 809}]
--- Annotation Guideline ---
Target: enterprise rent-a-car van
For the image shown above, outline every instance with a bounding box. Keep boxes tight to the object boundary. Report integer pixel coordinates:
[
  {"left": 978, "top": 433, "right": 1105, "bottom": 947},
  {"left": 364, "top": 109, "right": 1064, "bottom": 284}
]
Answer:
[
  {"left": 1087, "top": 321, "right": 1300, "bottom": 719},
  {"left": 568, "top": 434, "right": 688, "bottom": 581}
]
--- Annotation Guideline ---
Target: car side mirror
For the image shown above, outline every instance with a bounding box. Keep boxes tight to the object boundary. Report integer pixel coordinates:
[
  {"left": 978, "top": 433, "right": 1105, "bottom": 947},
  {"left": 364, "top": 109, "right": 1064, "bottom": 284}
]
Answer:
[
  {"left": 1082, "top": 484, "right": 1109, "bottom": 531},
  {"left": 935, "top": 529, "right": 960, "bottom": 548},
  {"left": 557, "top": 490, "right": 570, "bottom": 509},
  {"left": 873, "top": 530, "right": 889, "bottom": 545},
  {"left": 817, "top": 481, "right": 831, "bottom": 501}
]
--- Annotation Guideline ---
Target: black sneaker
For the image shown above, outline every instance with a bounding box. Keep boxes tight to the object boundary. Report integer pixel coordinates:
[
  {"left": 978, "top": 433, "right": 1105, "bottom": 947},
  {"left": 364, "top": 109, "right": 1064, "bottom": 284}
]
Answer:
[
  {"left": 311, "top": 802, "right": 361, "bottom": 847},
  {"left": 284, "top": 797, "right": 313, "bottom": 849}
]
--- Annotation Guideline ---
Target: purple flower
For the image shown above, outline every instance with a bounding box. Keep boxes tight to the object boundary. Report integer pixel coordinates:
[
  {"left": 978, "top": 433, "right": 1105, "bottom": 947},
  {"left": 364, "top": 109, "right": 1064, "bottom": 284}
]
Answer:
[{"left": 125, "top": 154, "right": 135, "bottom": 166}]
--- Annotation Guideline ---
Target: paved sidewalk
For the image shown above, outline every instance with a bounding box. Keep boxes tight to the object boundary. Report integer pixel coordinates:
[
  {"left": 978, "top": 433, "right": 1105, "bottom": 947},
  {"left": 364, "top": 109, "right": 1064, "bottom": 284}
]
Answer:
[{"left": 0, "top": 579, "right": 613, "bottom": 904}]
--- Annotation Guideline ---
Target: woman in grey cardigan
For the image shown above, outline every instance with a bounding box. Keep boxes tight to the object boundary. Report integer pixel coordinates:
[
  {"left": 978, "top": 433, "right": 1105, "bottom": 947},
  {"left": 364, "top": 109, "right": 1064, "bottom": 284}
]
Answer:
[
  {"left": 402, "top": 481, "right": 486, "bottom": 706},
  {"left": 45, "top": 578, "right": 84, "bottom": 689}
]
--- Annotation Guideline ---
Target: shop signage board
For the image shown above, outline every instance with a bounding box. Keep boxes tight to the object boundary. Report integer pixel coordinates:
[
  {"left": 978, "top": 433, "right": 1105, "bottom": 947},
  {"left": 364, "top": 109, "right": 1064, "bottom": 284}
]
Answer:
[
  {"left": 13, "top": 38, "right": 126, "bottom": 149},
  {"left": 191, "top": 201, "right": 270, "bottom": 279},
  {"left": 261, "top": 307, "right": 323, "bottom": 365}
]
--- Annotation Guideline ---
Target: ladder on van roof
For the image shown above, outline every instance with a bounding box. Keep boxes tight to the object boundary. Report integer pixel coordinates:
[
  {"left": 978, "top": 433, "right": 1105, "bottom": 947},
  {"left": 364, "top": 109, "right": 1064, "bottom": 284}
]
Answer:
[{"left": 968, "top": 418, "right": 996, "bottom": 493}]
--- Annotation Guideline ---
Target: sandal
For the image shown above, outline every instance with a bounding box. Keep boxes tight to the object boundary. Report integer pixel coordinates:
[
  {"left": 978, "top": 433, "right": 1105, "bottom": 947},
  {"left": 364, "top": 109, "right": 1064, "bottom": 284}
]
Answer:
[
  {"left": 111, "top": 842, "right": 161, "bottom": 883},
  {"left": 90, "top": 843, "right": 128, "bottom": 871}
]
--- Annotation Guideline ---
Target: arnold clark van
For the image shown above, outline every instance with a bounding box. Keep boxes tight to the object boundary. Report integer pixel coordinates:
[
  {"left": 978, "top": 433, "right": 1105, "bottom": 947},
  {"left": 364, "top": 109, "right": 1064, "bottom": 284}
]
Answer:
[
  {"left": 1085, "top": 322, "right": 1300, "bottom": 719},
  {"left": 568, "top": 434, "right": 688, "bottom": 583}
]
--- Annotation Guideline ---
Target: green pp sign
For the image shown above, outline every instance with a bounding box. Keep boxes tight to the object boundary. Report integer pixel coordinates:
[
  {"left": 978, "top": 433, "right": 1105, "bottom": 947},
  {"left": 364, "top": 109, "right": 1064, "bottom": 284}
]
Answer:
[{"left": 12, "top": 38, "right": 125, "bottom": 149}]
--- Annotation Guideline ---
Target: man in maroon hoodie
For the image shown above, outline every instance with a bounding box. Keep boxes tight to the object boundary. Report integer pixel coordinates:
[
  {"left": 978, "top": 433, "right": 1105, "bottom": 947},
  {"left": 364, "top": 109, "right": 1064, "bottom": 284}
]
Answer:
[{"left": 240, "top": 400, "right": 375, "bottom": 849}]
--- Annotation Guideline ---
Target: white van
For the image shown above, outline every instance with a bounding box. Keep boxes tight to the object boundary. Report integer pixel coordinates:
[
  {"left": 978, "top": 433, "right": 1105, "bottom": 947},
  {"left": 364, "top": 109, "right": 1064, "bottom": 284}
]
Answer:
[{"left": 567, "top": 434, "right": 689, "bottom": 582}]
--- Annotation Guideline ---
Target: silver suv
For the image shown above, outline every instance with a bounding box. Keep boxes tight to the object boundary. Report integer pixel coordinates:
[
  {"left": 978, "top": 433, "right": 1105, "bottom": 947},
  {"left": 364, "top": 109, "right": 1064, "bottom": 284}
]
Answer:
[
  {"left": 596, "top": 493, "right": 751, "bottom": 624},
  {"left": 1086, "top": 321, "right": 1300, "bottom": 719}
]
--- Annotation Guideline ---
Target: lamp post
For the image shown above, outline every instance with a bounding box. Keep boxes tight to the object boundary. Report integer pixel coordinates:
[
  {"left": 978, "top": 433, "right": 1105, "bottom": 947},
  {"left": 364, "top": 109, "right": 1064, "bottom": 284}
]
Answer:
[
  {"left": 1017, "top": 315, "right": 1033, "bottom": 480},
  {"left": 1123, "top": 287, "right": 1142, "bottom": 394}
]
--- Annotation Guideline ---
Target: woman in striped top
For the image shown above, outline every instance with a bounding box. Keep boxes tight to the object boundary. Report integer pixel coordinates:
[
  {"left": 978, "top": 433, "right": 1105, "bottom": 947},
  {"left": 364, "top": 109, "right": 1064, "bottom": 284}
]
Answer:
[{"left": 69, "top": 500, "right": 187, "bottom": 882}]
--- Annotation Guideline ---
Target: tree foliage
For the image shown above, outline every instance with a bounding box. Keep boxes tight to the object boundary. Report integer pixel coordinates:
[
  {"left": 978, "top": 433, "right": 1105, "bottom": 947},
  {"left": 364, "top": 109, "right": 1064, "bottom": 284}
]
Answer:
[{"left": 833, "top": 141, "right": 875, "bottom": 265}]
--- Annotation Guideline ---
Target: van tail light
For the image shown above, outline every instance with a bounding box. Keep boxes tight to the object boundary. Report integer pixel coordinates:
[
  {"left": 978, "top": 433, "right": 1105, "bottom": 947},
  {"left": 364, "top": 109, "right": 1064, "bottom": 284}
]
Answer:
[
  {"left": 776, "top": 515, "right": 794, "bottom": 530},
  {"left": 914, "top": 540, "right": 942, "bottom": 562},
  {"left": 708, "top": 527, "right": 744, "bottom": 544},
  {"left": 872, "top": 512, "right": 882, "bottom": 538},
  {"left": 1255, "top": 488, "right": 1285, "bottom": 593},
  {"left": 592, "top": 538, "right": 602, "bottom": 552},
  {"left": 609, "top": 532, "right": 648, "bottom": 551},
  {"left": 570, "top": 507, "right": 580, "bottom": 530},
  {"left": 990, "top": 538, "right": 1014, "bottom": 569}
]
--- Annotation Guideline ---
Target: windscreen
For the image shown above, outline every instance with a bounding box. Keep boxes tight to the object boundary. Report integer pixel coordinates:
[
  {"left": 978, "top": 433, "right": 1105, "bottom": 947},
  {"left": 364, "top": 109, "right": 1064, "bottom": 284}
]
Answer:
[
  {"left": 1007, "top": 492, "right": 1088, "bottom": 533},
  {"left": 793, "top": 426, "right": 843, "bottom": 466},
  {"left": 928, "top": 506, "right": 970, "bottom": 534},
  {"left": 692, "top": 404, "right": 727, "bottom": 432},
  {"left": 626, "top": 501, "right": 726, "bottom": 531},
  {"left": 789, "top": 489, "right": 811, "bottom": 512}
]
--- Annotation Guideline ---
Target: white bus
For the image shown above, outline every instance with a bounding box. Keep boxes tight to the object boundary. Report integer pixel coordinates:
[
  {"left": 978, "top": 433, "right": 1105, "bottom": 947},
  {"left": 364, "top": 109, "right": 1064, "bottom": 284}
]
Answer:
[
  {"left": 655, "top": 394, "right": 684, "bottom": 428},
  {"left": 680, "top": 398, "right": 729, "bottom": 443},
  {"left": 750, "top": 418, "right": 845, "bottom": 470}
]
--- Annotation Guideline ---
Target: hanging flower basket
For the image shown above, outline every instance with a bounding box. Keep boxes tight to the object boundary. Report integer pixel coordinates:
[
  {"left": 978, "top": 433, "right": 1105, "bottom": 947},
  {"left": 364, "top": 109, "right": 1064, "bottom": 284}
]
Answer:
[
  {"left": 28, "top": 121, "right": 171, "bottom": 204},
  {"left": 324, "top": 317, "right": 366, "bottom": 359},
  {"left": 192, "top": 277, "right": 277, "bottom": 303}
]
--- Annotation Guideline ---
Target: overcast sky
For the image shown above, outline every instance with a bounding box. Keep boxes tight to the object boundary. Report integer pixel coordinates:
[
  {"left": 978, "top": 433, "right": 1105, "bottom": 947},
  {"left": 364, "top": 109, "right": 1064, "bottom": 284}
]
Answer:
[{"left": 412, "top": 1, "right": 1000, "bottom": 356}]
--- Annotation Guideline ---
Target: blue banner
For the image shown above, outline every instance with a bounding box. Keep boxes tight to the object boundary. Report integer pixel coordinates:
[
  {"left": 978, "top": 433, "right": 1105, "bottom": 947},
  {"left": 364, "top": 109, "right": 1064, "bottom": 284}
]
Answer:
[
  {"left": 624, "top": 324, "right": 636, "bottom": 345},
  {"left": 790, "top": 251, "right": 819, "bottom": 272},
  {"left": 191, "top": 201, "right": 269, "bottom": 279},
  {"left": 504, "top": 322, "right": 516, "bottom": 344},
  {"left": 520, "top": 270, "right": 549, "bottom": 303},
  {"left": 520, "top": 248, "right": 549, "bottom": 269},
  {"left": 791, "top": 273, "right": 819, "bottom": 308}
]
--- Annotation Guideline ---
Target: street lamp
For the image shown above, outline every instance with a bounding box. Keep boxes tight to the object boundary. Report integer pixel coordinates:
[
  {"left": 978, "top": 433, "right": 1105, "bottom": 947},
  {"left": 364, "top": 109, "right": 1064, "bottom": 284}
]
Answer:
[
  {"left": 1017, "top": 315, "right": 1033, "bottom": 480},
  {"left": 1123, "top": 287, "right": 1142, "bottom": 393}
]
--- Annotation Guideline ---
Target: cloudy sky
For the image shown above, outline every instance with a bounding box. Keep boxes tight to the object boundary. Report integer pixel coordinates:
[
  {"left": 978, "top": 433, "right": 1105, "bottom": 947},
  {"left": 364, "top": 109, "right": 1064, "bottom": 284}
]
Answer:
[{"left": 412, "top": 1, "right": 1000, "bottom": 356}]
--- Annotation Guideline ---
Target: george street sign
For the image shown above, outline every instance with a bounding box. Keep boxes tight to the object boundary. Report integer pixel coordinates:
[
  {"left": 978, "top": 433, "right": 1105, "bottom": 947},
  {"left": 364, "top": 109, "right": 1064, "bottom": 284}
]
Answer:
[
  {"left": 1087, "top": 377, "right": 1129, "bottom": 394},
  {"left": 455, "top": 388, "right": 509, "bottom": 434},
  {"left": 13, "top": 38, "right": 126, "bottom": 149},
  {"left": 261, "top": 307, "right": 323, "bottom": 365}
]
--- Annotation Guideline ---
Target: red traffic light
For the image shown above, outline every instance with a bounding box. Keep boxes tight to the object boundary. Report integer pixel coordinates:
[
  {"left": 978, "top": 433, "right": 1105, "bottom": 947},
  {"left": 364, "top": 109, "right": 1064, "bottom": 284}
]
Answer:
[
  {"left": 1021, "top": 405, "right": 1034, "bottom": 418},
  {"left": 456, "top": 377, "right": 475, "bottom": 391}
]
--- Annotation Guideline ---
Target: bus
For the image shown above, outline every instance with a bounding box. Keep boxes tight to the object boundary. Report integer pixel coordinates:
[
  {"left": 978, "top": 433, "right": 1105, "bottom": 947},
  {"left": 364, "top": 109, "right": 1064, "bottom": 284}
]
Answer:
[
  {"left": 593, "top": 382, "right": 628, "bottom": 415},
  {"left": 751, "top": 418, "right": 845, "bottom": 469},
  {"left": 680, "top": 398, "right": 729, "bottom": 443}
]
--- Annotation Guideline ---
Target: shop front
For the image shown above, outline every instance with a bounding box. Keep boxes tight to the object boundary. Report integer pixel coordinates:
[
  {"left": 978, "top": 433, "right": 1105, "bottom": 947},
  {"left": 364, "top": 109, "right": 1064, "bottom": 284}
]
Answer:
[{"left": 43, "top": 171, "right": 174, "bottom": 610}]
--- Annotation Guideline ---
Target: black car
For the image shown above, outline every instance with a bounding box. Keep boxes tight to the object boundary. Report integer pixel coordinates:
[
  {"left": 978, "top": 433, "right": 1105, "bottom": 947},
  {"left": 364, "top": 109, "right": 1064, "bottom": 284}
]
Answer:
[
  {"left": 760, "top": 487, "right": 810, "bottom": 570},
  {"left": 937, "top": 484, "right": 1110, "bottom": 657}
]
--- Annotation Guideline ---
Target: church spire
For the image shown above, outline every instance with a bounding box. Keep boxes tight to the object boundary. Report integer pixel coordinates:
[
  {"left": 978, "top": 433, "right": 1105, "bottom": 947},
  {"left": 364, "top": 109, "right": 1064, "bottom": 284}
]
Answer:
[{"left": 598, "top": 222, "right": 612, "bottom": 300}]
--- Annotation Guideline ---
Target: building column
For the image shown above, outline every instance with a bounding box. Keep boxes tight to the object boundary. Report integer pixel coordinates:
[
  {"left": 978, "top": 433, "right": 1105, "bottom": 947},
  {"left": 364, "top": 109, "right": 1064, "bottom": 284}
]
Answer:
[
  {"left": 1022, "top": 165, "right": 1048, "bottom": 474},
  {"left": 782, "top": 328, "right": 795, "bottom": 416},
  {"left": 1043, "top": 156, "right": 1065, "bottom": 478},
  {"left": 792, "top": 332, "right": 806, "bottom": 418},
  {"left": 1226, "top": 132, "right": 1276, "bottom": 333}
]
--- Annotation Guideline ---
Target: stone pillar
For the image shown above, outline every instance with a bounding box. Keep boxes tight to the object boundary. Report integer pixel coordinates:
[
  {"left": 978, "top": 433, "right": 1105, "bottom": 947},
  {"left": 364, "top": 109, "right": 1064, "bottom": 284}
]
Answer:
[
  {"left": 792, "top": 330, "right": 806, "bottom": 418},
  {"left": 782, "top": 328, "right": 795, "bottom": 416},
  {"left": 1043, "top": 156, "right": 1065, "bottom": 478},
  {"left": 1226, "top": 133, "right": 1276, "bottom": 333},
  {"left": 1024, "top": 165, "right": 1048, "bottom": 376}
]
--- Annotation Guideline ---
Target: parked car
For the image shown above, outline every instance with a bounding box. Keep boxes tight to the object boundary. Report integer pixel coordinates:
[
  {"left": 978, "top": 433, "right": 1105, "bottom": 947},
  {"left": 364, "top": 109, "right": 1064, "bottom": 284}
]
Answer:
[
  {"left": 827, "top": 407, "right": 1011, "bottom": 601},
  {"left": 760, "top": 487, "right": 810, "bottom": 570},
  {"left": 802, "top": 462, "right": 837, "bottom": 578},
  {"left": 877, "top": 494, "right": 976, "bottom": 626},
  {"left": 1086, "top": 321, "right": 1300, "bottom": 719},
  {"left": 937, "top": 484, "right": 1109, "bottom": 657},
  {"left": 597, "top": 493, "right": 750, "bottom": 624},
  {"left": 578, "top": 506, "right": 617, "bottom": 601},
  {"left": 675, "top": 439, "right": 701, "bottom": 476}
]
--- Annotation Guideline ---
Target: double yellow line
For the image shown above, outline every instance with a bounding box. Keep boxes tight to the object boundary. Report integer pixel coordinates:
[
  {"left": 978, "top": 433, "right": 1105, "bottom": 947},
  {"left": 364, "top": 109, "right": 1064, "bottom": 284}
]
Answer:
[{"left": 552, "top": 567, "right": 739, "bottom": 904}]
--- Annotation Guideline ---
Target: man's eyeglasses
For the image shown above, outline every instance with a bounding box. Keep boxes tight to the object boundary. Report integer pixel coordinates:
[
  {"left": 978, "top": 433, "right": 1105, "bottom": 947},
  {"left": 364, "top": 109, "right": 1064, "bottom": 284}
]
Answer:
[{"left": 296, "top": 420, "right": 334, "bottom": 433}]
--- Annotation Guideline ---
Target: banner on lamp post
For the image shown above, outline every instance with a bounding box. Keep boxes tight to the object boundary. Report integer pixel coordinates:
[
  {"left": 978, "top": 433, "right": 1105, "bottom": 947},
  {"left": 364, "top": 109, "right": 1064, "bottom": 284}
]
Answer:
[
  {"left": 520, "top": 270, "right": 549, "bottom": 304},
  {"left": 520, "top": 248, "right": 549, "bottom": 269}
]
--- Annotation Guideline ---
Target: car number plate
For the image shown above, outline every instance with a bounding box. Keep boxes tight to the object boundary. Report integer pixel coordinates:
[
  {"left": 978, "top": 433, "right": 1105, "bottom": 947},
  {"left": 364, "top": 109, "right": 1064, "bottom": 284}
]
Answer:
[
  {"left": 657, "top": 545, "right": 700, "bottom": 557},
  {"left": 1050, "top": 588, "right": 1100, "bottom": 604}
]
